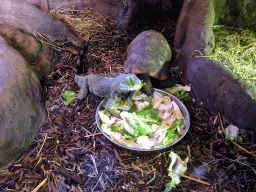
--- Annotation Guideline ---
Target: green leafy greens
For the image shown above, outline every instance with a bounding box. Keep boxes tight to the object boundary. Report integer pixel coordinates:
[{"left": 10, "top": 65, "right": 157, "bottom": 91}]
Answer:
[{"left": 61, "top": 90, "right": 77, "bottom": 105}]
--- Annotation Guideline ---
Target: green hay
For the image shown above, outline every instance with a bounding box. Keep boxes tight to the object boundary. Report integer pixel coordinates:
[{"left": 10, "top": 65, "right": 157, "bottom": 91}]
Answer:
[{"left": 209, "top": 25, "right": 256, "bottom": 85}]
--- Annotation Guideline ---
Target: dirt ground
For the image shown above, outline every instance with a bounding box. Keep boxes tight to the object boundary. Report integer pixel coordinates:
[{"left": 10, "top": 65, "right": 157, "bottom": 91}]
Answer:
[{"left": 0, "top": 8, "right": 256, "bottom": 192}]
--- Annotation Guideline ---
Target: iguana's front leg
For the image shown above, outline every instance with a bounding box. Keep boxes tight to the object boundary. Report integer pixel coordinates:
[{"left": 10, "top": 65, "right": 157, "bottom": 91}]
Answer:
[{"left": 74, "top": 74, "right": 89, "bottom": 100}]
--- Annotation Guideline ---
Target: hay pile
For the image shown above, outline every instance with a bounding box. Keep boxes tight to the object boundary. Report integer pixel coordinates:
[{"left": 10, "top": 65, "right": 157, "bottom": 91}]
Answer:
[{"left": 210, "top": 25, "right": 256, "bottom": 85}]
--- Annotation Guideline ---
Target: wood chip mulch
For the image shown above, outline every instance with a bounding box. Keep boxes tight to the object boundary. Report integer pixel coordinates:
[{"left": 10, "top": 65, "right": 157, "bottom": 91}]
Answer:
[{"left": 0, "top": 8, "right": 256, "bottom": 192}]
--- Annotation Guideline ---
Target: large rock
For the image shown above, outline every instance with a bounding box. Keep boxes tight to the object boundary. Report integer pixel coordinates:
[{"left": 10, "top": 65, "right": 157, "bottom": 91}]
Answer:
[
  {"left": 0, "top": 23, "right": 57, "bottom": 78},
  {"left": 0, "top": 0, "right": 83, "bottom": 47},
  {"left": 187, "top": 58, "right": 256, "bottom": 131},
  {"left": 0, "top": 0, "right": 84, "bottom": 169},
  {"left": 173, "top": 0, "right": 215, "bottom": 80},
  {"left": 213, "top": 0, "right": 256, "bottom": 30},
  {"left": 173, "top": 0, "right": 256, "bottom": 132},
  {"left": 0, "top": 36, "right": 46, "bottom": 169}
]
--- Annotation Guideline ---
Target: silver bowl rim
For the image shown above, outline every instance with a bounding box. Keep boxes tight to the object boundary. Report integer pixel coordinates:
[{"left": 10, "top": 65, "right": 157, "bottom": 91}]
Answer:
[{"left": 95, "top": 88, "right": 190, "bottom": 152}]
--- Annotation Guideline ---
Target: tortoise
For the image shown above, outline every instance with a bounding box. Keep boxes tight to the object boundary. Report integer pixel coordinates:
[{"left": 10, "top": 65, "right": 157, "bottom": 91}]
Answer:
[{"left": 123, "top": 30, "right": 173, "bottom": 95}]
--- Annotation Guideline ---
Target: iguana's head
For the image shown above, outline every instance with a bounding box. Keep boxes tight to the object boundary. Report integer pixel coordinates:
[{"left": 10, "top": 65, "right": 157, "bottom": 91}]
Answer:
[{"left": 118, "top": 74, "right": 143, "bottom": 98}]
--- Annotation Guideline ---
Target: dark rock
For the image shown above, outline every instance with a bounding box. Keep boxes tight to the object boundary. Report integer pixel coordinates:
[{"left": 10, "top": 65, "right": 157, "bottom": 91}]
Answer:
[
  {"left": 16, "top": 0, "right": 94, "bottom": 12},
  {"left": 0, "top": 0, "right": 84, "bottom": 169},
  {"left": 213, "top": 0, "right": 256, "bottom": 30},
  {"left": 187, "top": 57, "right": 256, "bottom": 132},
  {"left": 0, "top": 23, "right": 57, "bottom": 78},
  {"left": 173, "top": 0, "right": 215, "bottom": 81},
  {"left": 116, "top": 0, "right": 139, "bottom": 31},
  {"left": 0, "top": 0, "right": 83, "bottom": 47},
  {"left": 0, "top": 36, "right": 46, "bottom": 169}
]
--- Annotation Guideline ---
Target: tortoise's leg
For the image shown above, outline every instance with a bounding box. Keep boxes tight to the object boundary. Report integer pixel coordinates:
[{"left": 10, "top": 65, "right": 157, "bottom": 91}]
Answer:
[
  {"left": 138, "top": 73, "right": 153, "bottom": 96},
  {"left": 157, "top": 75, "right": 179, "bottom": 88}
]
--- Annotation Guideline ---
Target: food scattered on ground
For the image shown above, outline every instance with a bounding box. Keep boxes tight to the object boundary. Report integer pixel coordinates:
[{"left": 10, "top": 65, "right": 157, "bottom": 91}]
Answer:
[
  {"left": 61, "top": 90, "right": 77, "bottom": 105},
  {"left": 225, "top": 125, "right": 241, "bottom": 142},
  {"left": 165, "top": 84, "right": 191, "bottom": 101},
  {"left": 165, "top": 151, "right": 188, "bottom": 191},
  {"left": 98, "top": 90, "right": 186, "bottom": 149}
]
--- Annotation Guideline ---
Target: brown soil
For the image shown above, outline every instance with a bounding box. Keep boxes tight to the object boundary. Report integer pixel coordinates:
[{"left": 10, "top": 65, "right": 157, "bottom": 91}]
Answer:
[{"left": 0, "top": 8, "right": 256, "bottom": 192}]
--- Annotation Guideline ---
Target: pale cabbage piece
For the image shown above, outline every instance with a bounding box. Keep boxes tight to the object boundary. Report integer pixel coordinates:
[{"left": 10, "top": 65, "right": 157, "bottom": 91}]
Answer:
[
  {"left": 163, "top": 117, "right": 176, "bottom": 126},
  {"left": 166, "top": 84, "right": 191, "bottom": 94},
  {"left": 131, "top": 93, "right": 148, "bottom": 101},
  {"left": 98, "top": 111, "right": 111, "bottom": 124},
  {"left": 171, "top": 101, "right": 183, "bottom": 119},
  {"left": 123, "top": 140, "right": 143, "bottom": 149},
  {"left": 158, "top": 108, "right": 173, "bottom": 120},
  {"left": 152, "top": 91, "right": 164, "bottom": 109},
  {"left": 120, "top": 119, "right": 134, "bottom": 135},
  {"left": 153, "top": 122, "right": 170, "bottom": 140},
  {"left": 137, "top": 135, "right": 155, "bottom": 149},
  {"left": 167, "top": 151, "right": 188, "bottom": 190},
  {"left": 177, "top": 123, "right": 186, "bottom": 135},
  {"left": 137, "top": 101, "right": 150, "bottom": 111},
  {"left": 151, "top": 124, "right": 158, "bottom": 132},
  {"left": 155, "top": 129, "right": 168, "bottom": 144},
  {"left": 108, "top": 116, "right": 117, "bottom": 126},
  {"left": 158, "top": 96, "right": 171, "bottom": 109},
  {"left": 157, "top": 96, "right": 172, "bottom": 111},
  {"left": 101, "top": 124, "right": 122, "bottom": 140},
  {"left": 225, "top": 125, "right": 239, "bottom": 141}
]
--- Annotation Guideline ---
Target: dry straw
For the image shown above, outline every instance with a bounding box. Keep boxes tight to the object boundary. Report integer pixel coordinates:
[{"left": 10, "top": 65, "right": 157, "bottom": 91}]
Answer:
[{"left": 209, "top": 25, "right": 256, "bottom": 85}]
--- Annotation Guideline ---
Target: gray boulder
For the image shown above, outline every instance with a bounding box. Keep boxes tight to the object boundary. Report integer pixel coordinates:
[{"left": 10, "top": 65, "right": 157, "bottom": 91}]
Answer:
[
  {"left": 173, "top": 0, "right": 215, "bottom": 79},
  {"left": 0, "top": 23, "right": 57, "bottom": 78},
  {"left": 213, "top": 0, "right": 256, "bottom": 30},
  {"left": 187, "top": 58, "right": 256, "bottom": 132},
  {"left": 0, "top": 0, "right": 84, "bottom": 169},
  {"left": 174, "top": 0, "right": 256, "bottom": 132},
  {"left": 0, "top": 36, "right": 46, "bottom": 169},
  {"left": 0, "top": 0, "right": 83, "bottom": 47}
]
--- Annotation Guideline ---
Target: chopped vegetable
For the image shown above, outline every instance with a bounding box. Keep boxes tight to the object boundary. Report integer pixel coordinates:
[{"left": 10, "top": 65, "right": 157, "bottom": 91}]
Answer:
[
  {"left": 127, "top": 77, "right": 145, "bottom": 91},
  {"left": 165, "top": 152, "right": 188, "bottom": 191},
  {"left": 98, "top": 90, "right": 186, "bottom": 149},
  {"left": 165, "top": 84, "right": 191, "bottom": 101},
  {"left": 120, "top": 111, "right": 153, "bottom": 136},
  {"left": 98, "top": 111, "right": 111, "bottom": 124},
  {"left": 61, "top": 90, "right": 77, "bottom": 105},
  {"left": 163, "top": 120, "right": 183, "bottom": 145},
  {"left": 137, "top": 136, "right": 155, "bottom": 149},
  {"left": 225, "top": 125, "right": 242, "bottom": 142}
]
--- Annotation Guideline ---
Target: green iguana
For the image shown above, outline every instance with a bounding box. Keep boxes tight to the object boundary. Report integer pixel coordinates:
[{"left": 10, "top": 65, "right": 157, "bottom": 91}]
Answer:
[{"left": 74, "top": 73, "right": 143, "bottom": 100}]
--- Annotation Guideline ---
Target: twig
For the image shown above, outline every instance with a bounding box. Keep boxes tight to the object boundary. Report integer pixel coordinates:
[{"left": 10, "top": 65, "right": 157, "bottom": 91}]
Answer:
[
  {"left": 218, "top": 113, "right": 225, "bottom": 132},
  {"left": 92, "top": 172, "right": 103, "bottom": 192},
  {"left": 37, "top": 133, "right": 47, "bottom": 156},
  {"left": 231, "top": 141, "right": 256, "bottom": 157},
  {"left": 31, "top": 178, "right": 47, "bottom": 192},
  {"left": 169, "top": 170, "right": 211, "bottom": 185},
  {"left": 190, "top": 49, "right": 204, "bottom": 58},
  {"left": 84, "top": 132, "right": 102, "bottom": 138},
  {"left": 227, "top": 158, "right": 256, "bottom": 174},
  {"left": 90, "top": 154, "right": 98, "bottom": 174},
  {"left": 146, "top": 171, "right": 156, "bottom": 185}
]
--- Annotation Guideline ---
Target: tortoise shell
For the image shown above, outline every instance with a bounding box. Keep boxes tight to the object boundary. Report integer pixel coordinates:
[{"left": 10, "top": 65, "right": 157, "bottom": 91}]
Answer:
[{"left": 124, "top": 30, "right": 172, "bottom": 80}]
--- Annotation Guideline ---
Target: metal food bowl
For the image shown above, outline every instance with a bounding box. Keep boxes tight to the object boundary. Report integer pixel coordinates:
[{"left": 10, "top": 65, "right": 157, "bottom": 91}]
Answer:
[{"left": 96, "top": 88, "right": 190, "bottom": 154}]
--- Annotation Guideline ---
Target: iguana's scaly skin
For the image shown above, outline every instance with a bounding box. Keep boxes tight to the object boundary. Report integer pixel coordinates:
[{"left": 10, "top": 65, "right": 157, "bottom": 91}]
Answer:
[{"left": 74, "top": 73, "right": 141, "bottom": 100}]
